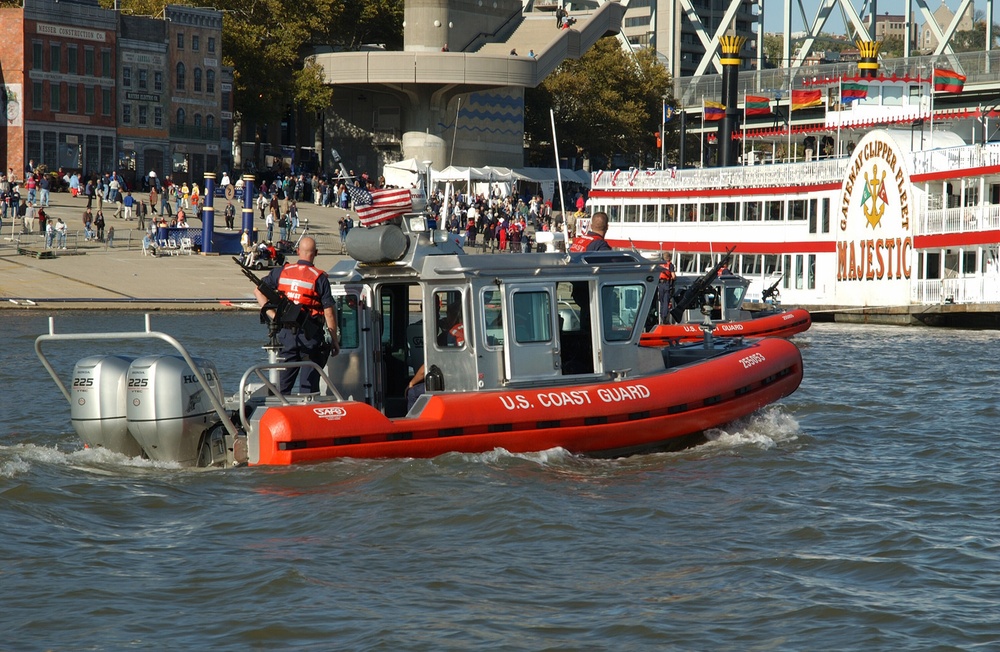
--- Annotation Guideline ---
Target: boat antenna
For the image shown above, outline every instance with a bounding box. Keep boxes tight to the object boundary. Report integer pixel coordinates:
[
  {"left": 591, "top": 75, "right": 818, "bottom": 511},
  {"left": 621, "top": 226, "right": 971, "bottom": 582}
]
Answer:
[{"left": 550, "top": 109, "right": 570, "bottom": 249}]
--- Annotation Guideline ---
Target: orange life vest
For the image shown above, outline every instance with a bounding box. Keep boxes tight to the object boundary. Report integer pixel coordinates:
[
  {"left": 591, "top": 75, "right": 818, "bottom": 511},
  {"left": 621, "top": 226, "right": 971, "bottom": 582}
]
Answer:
[
  {"left": 277, "top": 263, "right": 324, "bottom": 315},
  {"left": 569, "top": 233, "right": 604, "bottom": 252}
]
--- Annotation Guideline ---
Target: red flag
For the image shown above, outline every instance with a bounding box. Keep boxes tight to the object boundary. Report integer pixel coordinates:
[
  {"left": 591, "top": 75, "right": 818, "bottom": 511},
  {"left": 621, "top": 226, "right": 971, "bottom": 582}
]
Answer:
[
  {"left": 791, "top": 89, "right": 823, "bottom": 111},
  {"left": 745, "top": 95, "right": 771, "bottom": 116},
  {"left": 933, "top": 68, "right": 966, "bottom": 93}
]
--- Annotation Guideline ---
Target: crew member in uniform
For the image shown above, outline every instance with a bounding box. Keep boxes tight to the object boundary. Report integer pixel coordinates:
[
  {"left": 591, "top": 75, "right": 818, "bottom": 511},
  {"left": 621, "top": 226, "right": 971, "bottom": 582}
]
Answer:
[
  {"left": 254, "top": 236, "right": 339, "bottom": 394},
  {"left": 658, "top": 252, "right": 676, "bottom": 324},
  {"left": 569, "top": 211, "right": 611, "bottom": 252}
]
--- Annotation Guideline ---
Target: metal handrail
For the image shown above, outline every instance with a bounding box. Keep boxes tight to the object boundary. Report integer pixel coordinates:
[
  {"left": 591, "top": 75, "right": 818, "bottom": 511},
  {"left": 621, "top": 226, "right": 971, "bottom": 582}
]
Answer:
[
  {"left": 236, "top": 361, "right": 343, "bottom": 434},
  {"left": 34, "top": 314, "right": 240, "bottom": 441}
]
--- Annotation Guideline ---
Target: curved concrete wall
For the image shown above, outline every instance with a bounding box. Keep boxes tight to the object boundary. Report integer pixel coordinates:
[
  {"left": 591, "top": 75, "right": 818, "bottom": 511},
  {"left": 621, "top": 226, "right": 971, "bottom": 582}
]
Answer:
[{"left": 405, "top": 0, "right": 522, "bottom": 52}]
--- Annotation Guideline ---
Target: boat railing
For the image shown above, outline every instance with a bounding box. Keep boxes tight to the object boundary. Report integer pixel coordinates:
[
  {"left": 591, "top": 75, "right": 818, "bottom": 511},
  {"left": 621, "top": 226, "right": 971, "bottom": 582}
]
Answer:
[
  {"left": 591, "top": 158, "right": 848, "bottom": 192},
  {"left": 912, "top": 277, "right": 1000, "bottom": 305},
  {"left": 917, "top": 203, "right": 1000, "bottom": 236},
  {"left": 236, "top": 362, "right": 343, "bottom": 434},
  {"left": 908, "top": 142, "right": 1000, "bottom": 176},
  {"left": 34, "top": 314, "right": 241, "bottom": 441}
]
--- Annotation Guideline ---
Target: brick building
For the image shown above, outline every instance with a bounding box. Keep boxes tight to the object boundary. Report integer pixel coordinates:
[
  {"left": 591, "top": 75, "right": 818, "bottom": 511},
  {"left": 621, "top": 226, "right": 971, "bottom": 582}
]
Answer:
[{"left": 0, "top": 0, "right": 224, "bottom": 184}]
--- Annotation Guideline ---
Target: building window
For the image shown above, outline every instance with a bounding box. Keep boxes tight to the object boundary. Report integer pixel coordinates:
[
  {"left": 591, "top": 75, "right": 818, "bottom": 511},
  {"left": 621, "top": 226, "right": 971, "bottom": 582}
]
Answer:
[
  {"left": 154, "top": 106, "right": 163, "bottom": 127},
  {"left": 194, "top": 113, "right": 202, "bottom": 127},
  {"left": 32, "top": 81, "right": 43, "bottom": 110},
  {"left": 206, "top": 69, "right": 215, "bottom": 93},
  {"left": 68, "top": 85, "right": 78, "bottom": 113},
  {"left": 85, "top": 87, "right": 95, "bottom": 114},
  {"left": 192, "top": 35, "right": 199, "bottom": 51},
  {"left": 206, "top": 114, "right": 214, "bottom": 130},
  {"left": 68, "top": 45, "right": 78, "bottom": 73},
  {"left": 176, "top": 62, "right": 185, "bottom": 90},
  {"left": 154, "top": 71, "right": 163, "bottom": 92},
  {"left": 138, "top": 69, "right": 147, "bottom": 90},
  {"left": 50, "top": 43, "right": 61, "bottom": 73},
  {"left": 176, "top": 107, "right": 186, "bottom": 125},
  {"left": 194, "top": 68, "right": 202, "bottom": 92},
  {"left": 85, "top": 48, "right": 95, "bottom": 75},
  {"left": 50, "top": 83, "right": 60, "bottom": 112},
  {"left": 138, "top": 105, "right": 148, "bottom": 126},
  {"left": 177, "top": 32, "right": 184, "bottom": 49},
  {"left": 101, "top": 49, "right": 111, "bottom": 77},
  {"left": 102, "top": 88, "right": 111, "bottom": 116},
  {"left": 208, "top": 37, "right": 215, "bottom": 53},
  {"left": 123, "top": 66, "right": 132, "bottom": 88},
  {"left": 32, "top": 41, "right": 43, "bottom": 70},
  {"left": 123, "top": 104, "right": 132, "bottom": 124}
]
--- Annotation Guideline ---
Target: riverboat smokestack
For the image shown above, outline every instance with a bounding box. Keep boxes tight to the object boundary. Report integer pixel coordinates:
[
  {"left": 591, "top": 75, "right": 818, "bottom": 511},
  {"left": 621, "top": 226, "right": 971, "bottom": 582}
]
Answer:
[
  {"left": 718, "top": 35, "right": 746, "bottom": 168},
  {"left": 857, "top": 39, "right": 882, "bottom": 79}
]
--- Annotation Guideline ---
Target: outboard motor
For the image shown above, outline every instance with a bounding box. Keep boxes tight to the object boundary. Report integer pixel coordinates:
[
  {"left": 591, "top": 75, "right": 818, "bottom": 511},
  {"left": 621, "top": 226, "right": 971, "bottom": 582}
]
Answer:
[
  {"left": 70, "top": 355, "right": 142, "bottom": 457},
  {"left": 125, "top": 355, "right": 223, "bottom": 466}
]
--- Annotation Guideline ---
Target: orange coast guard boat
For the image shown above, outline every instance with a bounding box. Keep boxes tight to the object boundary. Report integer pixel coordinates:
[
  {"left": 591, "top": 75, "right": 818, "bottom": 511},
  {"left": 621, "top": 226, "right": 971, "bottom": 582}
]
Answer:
[{"left": 36, "top": 217, "right": 803, "bottom": 467}]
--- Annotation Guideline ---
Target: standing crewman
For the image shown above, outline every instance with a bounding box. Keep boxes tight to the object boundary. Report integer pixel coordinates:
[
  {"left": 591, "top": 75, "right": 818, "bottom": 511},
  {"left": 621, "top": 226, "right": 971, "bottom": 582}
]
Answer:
[
  {"left": 569, "top": 211, "right": 611, "bottom": 252},
  {"left": 658, "top": 252, "right": 676, "bottom": 324},
  {"left": 254, "top": 236, "right": 340, "bottom": 394}
]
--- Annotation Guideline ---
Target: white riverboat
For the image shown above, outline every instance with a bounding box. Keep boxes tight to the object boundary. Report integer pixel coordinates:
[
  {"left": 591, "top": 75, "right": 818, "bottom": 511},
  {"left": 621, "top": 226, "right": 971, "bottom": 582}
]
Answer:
[{"left": 589, "top": 124, "right": 1000, "bottom": 326}]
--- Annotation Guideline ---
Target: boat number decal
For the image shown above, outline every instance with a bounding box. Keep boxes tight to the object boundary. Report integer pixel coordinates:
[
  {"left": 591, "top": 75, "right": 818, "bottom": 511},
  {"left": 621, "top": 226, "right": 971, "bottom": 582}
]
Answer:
[
  {"left": 72, "top": 377, "right": 94, "bottom": 387},
  {"left": 739, "top": 353, "right": 766, "bottom": 369},
  {"left": 313, "top": 406, "right": 348, "bottom": 420},
  {"left": 499, "top": 385, "right": 651, "bottom": 411}
]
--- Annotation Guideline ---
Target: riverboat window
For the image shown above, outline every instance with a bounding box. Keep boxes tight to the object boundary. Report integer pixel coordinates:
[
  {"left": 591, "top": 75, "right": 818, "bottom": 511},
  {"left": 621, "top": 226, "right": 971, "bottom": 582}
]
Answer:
[
  {"left": 722, "top": 202, "right": 738, "bottom": 221},
  {"left": 663, "top": 205, "right": 677, "bottom": 222},
  {"left": 623, "top": 204, "right": 639, "bottom": 223},
  {"left": 882, "top": 85, "right": 903, "bottom": 106},
  {"left": 512, "top": 291, "right": 551, "bottom": 344},
  {"left": 336, "top": 294, "right": 360, "bottom": 349},
  {"left": 808, "top": 199, "right": 817, "bottom": 233},
  {"left": 962, "top": 251, "right": 976, "bottom": 275},
  {"left": 641, "top": 204, "right": 656, "bottom": 223},
  {"left": 795, "top": 255, "right": 804, "bottom": 289},
  {"left": 909, "top": 85, "right": 921, "bottom": 102},
  {"left": 434, "top": 290, "right": 465, "bottom": 348},
  {"left": 808, "top": 255, "right": 816, "bottom": 289},
  {"left": 744, "top": 201, "right": 762, "bottom": 221},
  {"left": 763, "top": 255, "right": 779, "bottom": 275},
  {"left": 482, "top": 288, "right": 504, "bottom": 347},
  {"left": 701, "top": 202, "right": 718, "bottom": 222},
  {"left": 964, "top": 186, "right": 979, "bottom": 206},
  {"left": 680, "top": 203, "right": 696, "bottom": 222},
  {"left": 606, "top": 205, "right": 621, "bottom": 223},
  {"left": 821, "top": 198, "right": 830, "bottom": 233},
  {"left": 783, "top": 255, "right": 791, "bottom": 288},
  {"left": 602, "top": 284, "right": 644, "bottom": 342},
  {"left": 740, "top": 254, "right": 760, "bottom": 275},
  {"left": 765, "top": 200, "right": 784, "bottom": 221},
  {"left": 790, "top": 199, "right": 806, "bottom": 221},
  {"left": 678, "top": 253, "right": 697, "bottom": 273}
]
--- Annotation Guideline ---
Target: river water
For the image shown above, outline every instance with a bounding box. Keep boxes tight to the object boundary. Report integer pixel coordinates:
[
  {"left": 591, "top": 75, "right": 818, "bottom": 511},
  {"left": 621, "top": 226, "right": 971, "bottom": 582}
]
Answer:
[{"left": 2, "top": 312, "right": 998, "bottom": 650}]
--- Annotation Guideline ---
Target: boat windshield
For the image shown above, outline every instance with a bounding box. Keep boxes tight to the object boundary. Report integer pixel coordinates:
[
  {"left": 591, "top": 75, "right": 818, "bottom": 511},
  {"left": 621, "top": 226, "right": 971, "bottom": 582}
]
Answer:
[{"left": 601, "top": 284, "right": 645, "bottom": 342}]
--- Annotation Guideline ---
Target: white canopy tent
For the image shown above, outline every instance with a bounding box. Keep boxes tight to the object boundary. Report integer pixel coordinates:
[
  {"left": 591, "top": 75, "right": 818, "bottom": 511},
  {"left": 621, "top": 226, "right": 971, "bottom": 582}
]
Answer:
[{"left": 383, "top": 158, "right": 428, "bottom": 189}]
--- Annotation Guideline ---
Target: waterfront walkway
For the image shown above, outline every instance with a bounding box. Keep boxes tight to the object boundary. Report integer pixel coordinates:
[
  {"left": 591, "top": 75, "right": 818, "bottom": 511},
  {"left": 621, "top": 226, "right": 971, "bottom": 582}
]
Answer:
[{"left": 0, "top": 191, "right": 354, "bottom": 310}]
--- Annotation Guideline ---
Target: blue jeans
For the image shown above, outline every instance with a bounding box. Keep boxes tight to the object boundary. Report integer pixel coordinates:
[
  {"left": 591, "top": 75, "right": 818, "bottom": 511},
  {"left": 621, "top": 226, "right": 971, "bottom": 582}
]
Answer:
[{"left": 40, "top": 189, "right": 49, "bottom": 206}]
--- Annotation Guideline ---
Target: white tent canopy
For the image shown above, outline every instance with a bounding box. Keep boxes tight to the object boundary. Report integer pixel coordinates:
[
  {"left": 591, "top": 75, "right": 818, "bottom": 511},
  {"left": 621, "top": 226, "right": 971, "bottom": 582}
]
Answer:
[
  {"left": 431, "top": 165, "right": 590, "bottom": 188},
  {"left": 383, "top": 158, "right": 427, "bottom": 188}
]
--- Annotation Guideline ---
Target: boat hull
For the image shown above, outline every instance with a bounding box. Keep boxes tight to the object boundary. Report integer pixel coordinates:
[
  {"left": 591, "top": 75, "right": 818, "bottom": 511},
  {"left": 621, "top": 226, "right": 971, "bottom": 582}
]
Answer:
[
  {"left": 640, "top": 308, "right": 812, "bottom": 344},
  {"left": 250, "top": 337, "right": 803, "bottom": 464}
]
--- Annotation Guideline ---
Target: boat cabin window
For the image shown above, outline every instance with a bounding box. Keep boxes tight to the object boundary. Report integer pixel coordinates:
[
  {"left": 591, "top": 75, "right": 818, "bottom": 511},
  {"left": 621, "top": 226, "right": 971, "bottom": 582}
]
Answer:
[
  {"left": 808, "top": 198, "right": 818, "bottom": 233},
  {"left": 623, "top": 204, "right": 639, "bottom": 223},
  {"left": 335, "top": 293, "right": 361, "bottom": 349},
  {"left": 663, "top": 205, "right": 677, "bottom": 223},
  {"left": 745, "top": 201, "right": 762, "bottom": 221},
  {"left": 740, "top": 254, "right": 760, "bottom": 275},
  {"left": 783, "top": 255, "right": 792, "bottom": 288},
  {"left": 512, "top": 291, "right": 552, "bottom": 344},
  {"left": 821, "top": 198, "right": 830, "bottom": 233},
  {"left": 607, "top": 205, "right": 621, "bottom": 223},
  {"left": 765, "top": 200, "right": 784, "bottom": 221},
  {"left": 678, "top": 253, "right": 697, "bottom": 273},
  {"left": 722, "top": 202, "right": 738, "bottom": 221},
  {"left": 433, "top": 290, "right": 465, "bottom": 348},
  {"left": 601, "top": 284, "right": 645, "bottom": 342},
  {"left": 701, "top": 202, "right": 718, "bottom": 222},
  {"left": 882, "top": 85, "right": 903, "bottom": 106},
  {"left": 681, "top": 203, "right": 696, "bottom": 222},
  {"left": 641, "top": 204, "right": 656, "bottom": 223},
  {"left": 789, "top": 199, "right": 806, "bottom": 221},
  {"left": 763, "top": 255, "right": 779, "bottom": 276},
  {"left": 482, "top": 288, "right": 504, "bottom": 347}
]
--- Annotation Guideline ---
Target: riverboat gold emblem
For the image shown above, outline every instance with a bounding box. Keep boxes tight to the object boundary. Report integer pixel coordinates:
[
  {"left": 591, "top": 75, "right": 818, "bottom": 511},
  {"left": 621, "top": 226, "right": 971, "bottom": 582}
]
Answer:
[{"left": 861, "top": 163, "right": 888, "bottom": 228}]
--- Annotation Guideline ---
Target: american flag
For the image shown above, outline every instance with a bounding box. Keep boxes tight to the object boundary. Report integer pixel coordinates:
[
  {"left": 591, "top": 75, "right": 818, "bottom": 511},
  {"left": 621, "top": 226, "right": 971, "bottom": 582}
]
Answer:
[{"left": 345, "top": 184, "right": 413, "bottom": 226}]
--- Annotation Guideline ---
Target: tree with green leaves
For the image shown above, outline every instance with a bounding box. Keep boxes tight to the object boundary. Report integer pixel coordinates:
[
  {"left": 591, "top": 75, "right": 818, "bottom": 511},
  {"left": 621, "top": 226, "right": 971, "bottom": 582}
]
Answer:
[{"left": 525, "top": 38, "right": 673, "bottom": 170}]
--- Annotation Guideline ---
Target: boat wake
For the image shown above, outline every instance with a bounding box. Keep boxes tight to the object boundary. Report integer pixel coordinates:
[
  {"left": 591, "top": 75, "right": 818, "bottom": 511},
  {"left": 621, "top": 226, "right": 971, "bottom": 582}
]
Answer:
[
  {"left": 700, "top": 405, "right": 801, "bottom": 451},
  {"left": 0, "top": 442, "right": 182, "bottom": 478}
]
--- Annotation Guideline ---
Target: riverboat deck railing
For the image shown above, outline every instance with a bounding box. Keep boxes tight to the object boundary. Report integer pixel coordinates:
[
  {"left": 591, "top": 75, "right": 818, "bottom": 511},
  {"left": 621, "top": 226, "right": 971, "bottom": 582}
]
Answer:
[
  {"left": 917, "top": 204, "right": 1000, "bottom": 236},
  {"left": 913, "top": 277, "right": 1000, "bottom": 305},
  {"left": 908, "top": 142, "right": 1000, "bottom": 176},
  {"left": 591, "top": 158, "right": 848, "bottom": 192}
]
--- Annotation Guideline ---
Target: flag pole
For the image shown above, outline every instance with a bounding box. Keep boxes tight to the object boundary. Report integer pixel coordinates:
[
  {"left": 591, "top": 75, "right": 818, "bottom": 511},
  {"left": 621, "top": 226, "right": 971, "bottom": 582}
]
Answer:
[
  {"left": 929, "top": 67, "right": 935, "bottom": 144},
  {"left": 701, "top": 99, "right": 706, "bottom": 167},
  {"left": 742, "top": 95, "right": 747, "bottom": 165},
  {"left": 550, "top": 108, "right": 569, "bottom": 246},
  {"left": 836, "top": 77, "right": 842, "bottom": 157}
]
